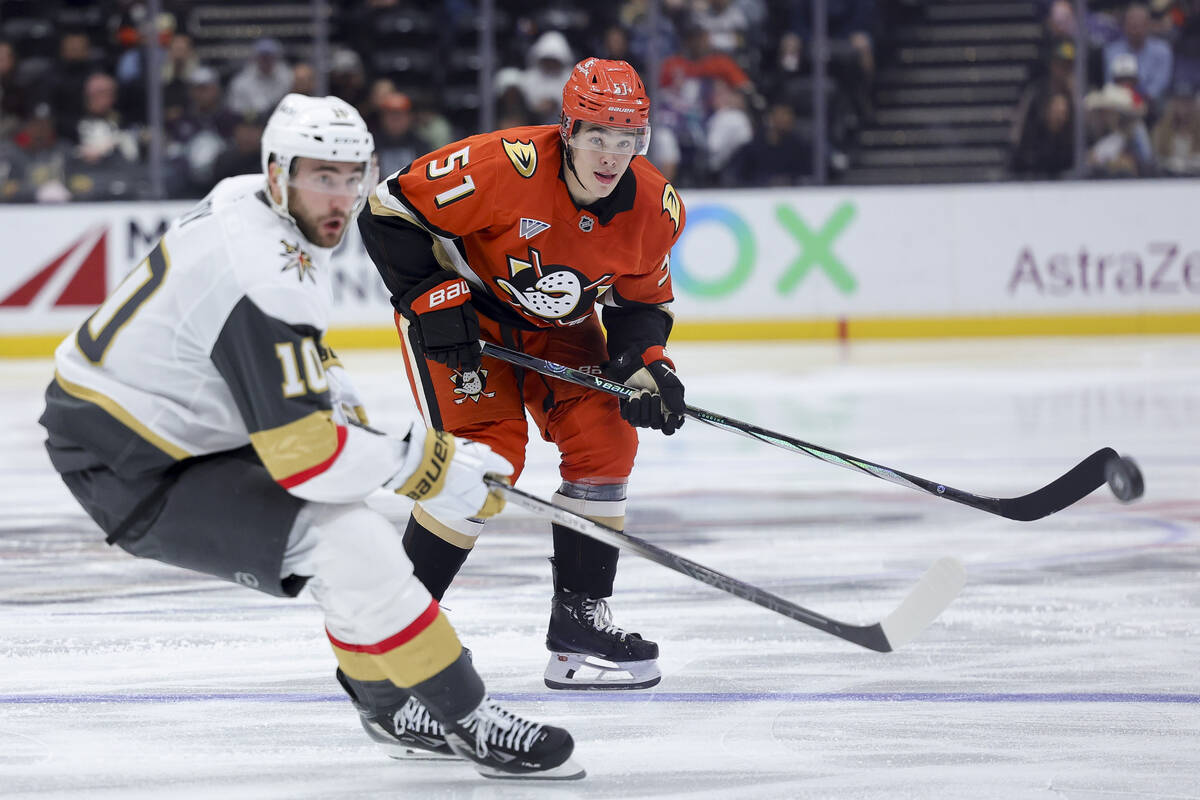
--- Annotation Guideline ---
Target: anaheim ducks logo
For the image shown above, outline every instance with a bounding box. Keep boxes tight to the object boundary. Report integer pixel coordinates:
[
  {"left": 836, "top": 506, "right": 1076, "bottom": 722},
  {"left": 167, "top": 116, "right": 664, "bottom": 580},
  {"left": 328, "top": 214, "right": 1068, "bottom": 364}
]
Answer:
[
  {"left": 451, "top": 368, "right": 495, "bottom": 404},
  {"left": 495, "top": 246, "right": 614, "bottom": 325},
  {"left": 280, "top": 240, "right": 316, "bottom": 283}
]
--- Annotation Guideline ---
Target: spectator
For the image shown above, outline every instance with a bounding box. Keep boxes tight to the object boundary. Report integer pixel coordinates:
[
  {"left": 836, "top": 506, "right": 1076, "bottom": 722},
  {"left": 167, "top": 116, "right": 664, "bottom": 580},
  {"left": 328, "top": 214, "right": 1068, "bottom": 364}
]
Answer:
[
  {"left": 372, "top": 91, "right": 433, "bottom": 175},
  {"left": 1151, "top": 81, "right": 1200, "bottom": 173},
  {"left": 658, "top": 24, "right": 758, "bottom": 184},
  {"left": 1170, "top": 0, "right": 1200, "bottom": 87},
  {"left": 227, "top": 38, "right": 292, "bottom": 117},
  {"left": 647, "top": 112, "right": 681, "bottom": 181},
  {"left": 494, "top": 30, "right": 574, "bottom": 125},
  {"left": 291, "top": 63, "right": 317, "bottom": 96},
  {"left": 705, "top": 80, "right": 753, "bottom": 183},
  {"left": 329, "top": 48, "right": 369, "bottom": 110},
  {"left": 162, "top": 33, "right": 202, "bottom": 121},
  {"left": 114, "top": 12, "right": 178, "bottom": 92},
  {"left": 495, "top": 84, "right": 535, "bottom": 129},
  {"left": 1104, "top": 3, "right": 1173, "bottom": 109},
  {"left": 741, "top": 101, "right": 812, "bottom": 186},
  {"left": 209, "top": 112, "right": 267, "bottom": 184},
  {"left": 1011, "top": 38, "right": 1078, "bottom": 153},
  {"left": 74, "top": 73, "right": 139, "bottom": 164},
  {"left": 414, "top": 100, "right": 455, "bottom": 149},
  {"left": 43, "top": 31, "right": 99, "bottom": 141},
  {"left": 621, "top": 0, "right": 681, "bottom": 73},
  {"left": 1, "top": 40, "right": 31, "bottom": 136},
  {"left": 695, "top": 0, "right": 751, "bottom": 57},
  {"left": 1011, "top": 91, "right": 1077, "bottom": 178},
  {"left": 791, "top": 0, "right": 877, "bottom": 118},
  {"left": 115, "top": 24, "right": 200, "bottom": 125},
  {"left": 598, "top": 24, "right": 634, "bottom": 67},
  {"left": 0, "top": 103, "right": 74, "bottom": 202},
  {"left": 361, "top": 76, "right": 398, "bottom": 133},
  {"left": 1085, "top": 82, "right": 1155, "bottom": 176},
  {"left": 168, "top": 66, "right": 237, "bottom": 194}
]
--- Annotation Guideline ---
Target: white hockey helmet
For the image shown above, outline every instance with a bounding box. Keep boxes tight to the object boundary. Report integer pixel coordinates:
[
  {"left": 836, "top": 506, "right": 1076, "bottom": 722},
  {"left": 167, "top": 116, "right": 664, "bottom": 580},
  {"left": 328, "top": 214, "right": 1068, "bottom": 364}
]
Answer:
[{"left": 260, "top": 93, "right": 376, "bottom": 222}]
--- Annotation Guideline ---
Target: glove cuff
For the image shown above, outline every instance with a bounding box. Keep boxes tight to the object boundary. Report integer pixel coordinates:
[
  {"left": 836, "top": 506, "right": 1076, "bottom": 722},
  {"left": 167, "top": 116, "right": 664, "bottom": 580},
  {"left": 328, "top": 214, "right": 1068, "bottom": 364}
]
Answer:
[
  {"left": 386, "top": 426, "right": 456, "bottom": 501},
  {"left": 606, "top": 344, "right": 673, "bottom": 383},
  {"left": 640, "top": 345, "right": 674, "bottom": 371}
]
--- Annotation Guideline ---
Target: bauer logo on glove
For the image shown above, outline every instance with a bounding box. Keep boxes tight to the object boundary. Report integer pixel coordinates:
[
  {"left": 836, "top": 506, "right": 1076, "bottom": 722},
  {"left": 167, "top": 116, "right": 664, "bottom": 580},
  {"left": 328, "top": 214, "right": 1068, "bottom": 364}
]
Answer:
[{"left": 385, "top": 427, "right": 513, "bottom": 520}]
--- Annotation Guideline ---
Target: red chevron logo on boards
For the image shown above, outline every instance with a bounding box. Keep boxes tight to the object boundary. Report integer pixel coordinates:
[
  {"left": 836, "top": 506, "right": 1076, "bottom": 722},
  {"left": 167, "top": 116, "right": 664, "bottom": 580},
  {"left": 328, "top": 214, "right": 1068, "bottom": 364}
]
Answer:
[{"left": 0, "top": 226, "right": 108, "bottom": 307}]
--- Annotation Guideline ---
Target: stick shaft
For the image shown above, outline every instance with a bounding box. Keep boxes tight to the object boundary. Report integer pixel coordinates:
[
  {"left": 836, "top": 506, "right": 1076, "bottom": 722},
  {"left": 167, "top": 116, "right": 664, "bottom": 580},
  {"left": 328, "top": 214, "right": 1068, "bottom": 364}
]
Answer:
[
  {"left": 489, "top": 479, "right": 897, "bottom": 651},
  {"left": 479, "top": 341, "right": 1114, "bottom": 521}
]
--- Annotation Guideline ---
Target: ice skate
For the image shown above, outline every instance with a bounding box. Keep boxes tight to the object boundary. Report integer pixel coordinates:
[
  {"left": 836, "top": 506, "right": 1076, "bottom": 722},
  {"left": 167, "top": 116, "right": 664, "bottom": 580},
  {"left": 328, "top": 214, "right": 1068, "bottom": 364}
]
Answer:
[
  {"left": 337, "top": 669, "right": 458, "bottom": 760},
  {"left": 544, "top": 590, "right": 661, "bottom": 690},
  {"left": 444, "top": 696, "right": 585, "bottom": 780}
]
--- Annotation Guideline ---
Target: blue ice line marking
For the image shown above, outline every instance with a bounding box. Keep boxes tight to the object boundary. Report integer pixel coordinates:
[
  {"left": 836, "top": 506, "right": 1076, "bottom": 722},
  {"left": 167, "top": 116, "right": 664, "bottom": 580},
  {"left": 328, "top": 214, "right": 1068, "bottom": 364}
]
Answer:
[{"left": 3, "top": 691, "right": 1198, "bottom": 705}]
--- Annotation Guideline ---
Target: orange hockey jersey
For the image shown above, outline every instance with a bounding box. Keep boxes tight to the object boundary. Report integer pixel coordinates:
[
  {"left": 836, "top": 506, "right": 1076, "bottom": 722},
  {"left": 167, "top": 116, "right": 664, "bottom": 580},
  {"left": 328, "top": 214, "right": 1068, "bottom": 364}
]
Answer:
[{"left": 360, "top": 124, "right": 685, "bottom": 342}]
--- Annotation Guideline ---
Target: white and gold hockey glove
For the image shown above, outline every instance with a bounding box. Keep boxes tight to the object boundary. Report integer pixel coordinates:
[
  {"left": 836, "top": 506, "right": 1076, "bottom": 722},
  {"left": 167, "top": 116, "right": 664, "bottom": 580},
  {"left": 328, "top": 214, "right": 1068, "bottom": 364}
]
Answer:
[
  {"left": 325, "top": 363, "right": 370, "bottom": 426},
  {"left": 384, "top": 427, "right": 512, "bottom": 520}
]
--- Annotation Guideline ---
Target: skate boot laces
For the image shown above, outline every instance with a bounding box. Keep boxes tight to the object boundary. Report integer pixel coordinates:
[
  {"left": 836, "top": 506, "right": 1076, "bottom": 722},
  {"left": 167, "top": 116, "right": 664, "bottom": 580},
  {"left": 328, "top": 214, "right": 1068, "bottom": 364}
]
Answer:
[
  {"left": 393, "top": 696, "right": 443, "bottom": 738},
  {"left": 460, "top": 697, "right": 544, "bottom": 759},
  {"left": 582, "top": 597, "right": 627, "bottom": 639}
]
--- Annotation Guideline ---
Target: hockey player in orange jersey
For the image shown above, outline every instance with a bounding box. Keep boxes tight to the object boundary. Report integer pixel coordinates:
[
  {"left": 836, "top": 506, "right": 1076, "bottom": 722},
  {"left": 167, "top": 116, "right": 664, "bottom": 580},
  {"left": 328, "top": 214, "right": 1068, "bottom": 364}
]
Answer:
[{"left": 358, "top": 57, "right": 687, "bottom": 709}]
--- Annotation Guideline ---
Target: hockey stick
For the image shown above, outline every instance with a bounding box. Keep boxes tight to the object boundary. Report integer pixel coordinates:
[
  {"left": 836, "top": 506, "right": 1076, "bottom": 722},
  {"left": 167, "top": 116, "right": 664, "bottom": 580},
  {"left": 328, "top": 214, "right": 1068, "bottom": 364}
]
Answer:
[
  {"left": 487, "top": 478, "right": 965, "bottom": 652},
  {"left": 480, "top": 341, "right": 1123, "bottom": 522}
]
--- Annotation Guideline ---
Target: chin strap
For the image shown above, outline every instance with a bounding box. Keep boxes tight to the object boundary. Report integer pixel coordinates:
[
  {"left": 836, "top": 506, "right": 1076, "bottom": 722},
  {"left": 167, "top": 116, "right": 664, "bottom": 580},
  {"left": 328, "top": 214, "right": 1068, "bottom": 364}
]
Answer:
[{"left": 563, "top": 143, "right": 586, "bottom": 190}]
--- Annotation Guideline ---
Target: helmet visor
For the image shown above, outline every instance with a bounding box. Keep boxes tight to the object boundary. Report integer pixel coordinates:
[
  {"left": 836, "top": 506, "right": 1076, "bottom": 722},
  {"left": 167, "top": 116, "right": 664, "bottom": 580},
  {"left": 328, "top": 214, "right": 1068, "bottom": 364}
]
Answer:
[
  {"left": 287, "top": 162, "right": 374, "bottom": 200},
  {"left": 568, "top": 122, "right": 651, "bottom": 156}
]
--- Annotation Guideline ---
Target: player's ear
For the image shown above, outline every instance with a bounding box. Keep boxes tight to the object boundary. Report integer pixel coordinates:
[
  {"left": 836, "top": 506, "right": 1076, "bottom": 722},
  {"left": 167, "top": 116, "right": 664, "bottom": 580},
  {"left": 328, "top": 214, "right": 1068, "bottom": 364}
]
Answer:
[{"left": 267, "top": 160, "right": 284, "bottom": 202}]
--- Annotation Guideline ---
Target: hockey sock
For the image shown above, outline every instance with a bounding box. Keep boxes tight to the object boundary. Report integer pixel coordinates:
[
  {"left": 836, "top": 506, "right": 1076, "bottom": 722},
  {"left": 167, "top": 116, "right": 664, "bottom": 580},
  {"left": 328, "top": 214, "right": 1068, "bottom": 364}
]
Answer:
[
  {"left": 403, "top": 515, "right": 471, "bottom": 601},
  {"left": 407, "top": 648, "right": 486, "bottom": 725},
  {"left": 551, "top": 524, "right": 619, "bottom": 598},
  {"left": 337, "top": 667, "right": 412, "bottom": 713}
]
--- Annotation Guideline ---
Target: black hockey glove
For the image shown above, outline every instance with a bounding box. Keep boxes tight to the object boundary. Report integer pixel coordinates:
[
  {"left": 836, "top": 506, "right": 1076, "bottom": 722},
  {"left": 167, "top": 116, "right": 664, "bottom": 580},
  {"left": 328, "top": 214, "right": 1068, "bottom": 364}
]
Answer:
[
  {"left": 606, "top": 346, "right": 686, "bottom": 435},
  {"left": 402, "top": 275, "right": 481, "bottom": 372}
]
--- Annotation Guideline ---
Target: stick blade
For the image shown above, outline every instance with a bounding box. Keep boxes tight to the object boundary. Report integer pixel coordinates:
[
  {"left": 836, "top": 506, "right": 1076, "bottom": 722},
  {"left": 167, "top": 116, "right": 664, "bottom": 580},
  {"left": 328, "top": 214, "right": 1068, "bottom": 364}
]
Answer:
[{"left": 879, "top": 557, "right": 967, "bottom": 650}]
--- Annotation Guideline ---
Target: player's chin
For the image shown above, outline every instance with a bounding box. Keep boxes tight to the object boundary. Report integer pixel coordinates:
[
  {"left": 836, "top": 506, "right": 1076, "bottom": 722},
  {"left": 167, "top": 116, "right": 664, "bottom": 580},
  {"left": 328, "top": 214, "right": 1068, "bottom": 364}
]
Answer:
[{"left": 317, "top": 217, "right": 347, "bottom": 246}]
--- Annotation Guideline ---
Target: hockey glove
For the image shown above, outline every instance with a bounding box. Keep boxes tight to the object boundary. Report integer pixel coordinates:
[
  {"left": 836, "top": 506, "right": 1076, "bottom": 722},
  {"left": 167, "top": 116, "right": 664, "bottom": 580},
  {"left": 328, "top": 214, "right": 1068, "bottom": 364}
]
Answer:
[
  {"left": 325, "top": 364, "right": 370, "bottom": 426},
  {"left": 403, "top": 275, "right": 482, "bottom": 372},
  {"left": 384, "top": 427, "right": 513, "bottom": 520},
  {"left": 606, "top": 346, "right": 686, "bottom": 435}
]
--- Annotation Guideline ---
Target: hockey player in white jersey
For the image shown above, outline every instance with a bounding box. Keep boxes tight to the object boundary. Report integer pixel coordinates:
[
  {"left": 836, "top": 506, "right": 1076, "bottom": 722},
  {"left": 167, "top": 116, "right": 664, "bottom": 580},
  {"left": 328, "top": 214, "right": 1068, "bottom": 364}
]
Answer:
[{"left": 38, "top": 94, "right": 583, "bottom": 781}]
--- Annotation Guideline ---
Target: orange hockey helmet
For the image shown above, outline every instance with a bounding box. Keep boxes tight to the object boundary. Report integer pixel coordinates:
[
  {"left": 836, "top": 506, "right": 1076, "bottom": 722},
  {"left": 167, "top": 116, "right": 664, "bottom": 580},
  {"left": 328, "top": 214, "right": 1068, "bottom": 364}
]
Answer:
[{"left": 560, "top": 58, "right": 651, "bottom": 155}]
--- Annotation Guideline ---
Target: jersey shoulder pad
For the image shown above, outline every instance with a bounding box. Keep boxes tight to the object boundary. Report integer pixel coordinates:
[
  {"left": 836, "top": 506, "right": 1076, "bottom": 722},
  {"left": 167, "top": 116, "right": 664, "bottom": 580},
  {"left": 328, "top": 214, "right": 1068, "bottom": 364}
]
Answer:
[
  {"left": 391, "top": 130, "right": 506, "bottom": 236},
  {"left": 390, "top": 125, "right": 559, "bottom": 237},
  {"left": 494, "top": 125, "right": 558, "bottom": 180},
  {"left": 630, "top": 158, "right": 686, "bottom": 244}
]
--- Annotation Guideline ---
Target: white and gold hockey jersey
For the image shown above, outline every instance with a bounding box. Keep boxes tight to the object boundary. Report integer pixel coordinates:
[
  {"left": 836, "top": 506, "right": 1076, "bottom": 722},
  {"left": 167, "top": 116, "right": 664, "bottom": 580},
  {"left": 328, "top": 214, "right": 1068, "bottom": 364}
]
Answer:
[{"left": 41, "top": 174, "right": 408, "bottom": 504}]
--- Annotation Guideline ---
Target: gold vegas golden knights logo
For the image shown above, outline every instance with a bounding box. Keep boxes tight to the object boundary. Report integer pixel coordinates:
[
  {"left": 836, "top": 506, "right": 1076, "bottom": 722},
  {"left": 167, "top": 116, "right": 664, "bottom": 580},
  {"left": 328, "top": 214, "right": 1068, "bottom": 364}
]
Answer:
[{"left": 279, "top": 240, "right": 316, "bottom": 283}]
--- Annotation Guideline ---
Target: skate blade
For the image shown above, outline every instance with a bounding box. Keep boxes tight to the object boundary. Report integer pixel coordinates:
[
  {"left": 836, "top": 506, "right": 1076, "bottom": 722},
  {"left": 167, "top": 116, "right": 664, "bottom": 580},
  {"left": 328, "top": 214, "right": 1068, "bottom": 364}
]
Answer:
[
  {"left": 476, "top": 757, "right": 586, "bottom": 781},
  {"left": 384, "top": 747, "right": 460, "bottom": 761},
  {"left": 544, "top": 653, "right": 661, "bottom": 690}
]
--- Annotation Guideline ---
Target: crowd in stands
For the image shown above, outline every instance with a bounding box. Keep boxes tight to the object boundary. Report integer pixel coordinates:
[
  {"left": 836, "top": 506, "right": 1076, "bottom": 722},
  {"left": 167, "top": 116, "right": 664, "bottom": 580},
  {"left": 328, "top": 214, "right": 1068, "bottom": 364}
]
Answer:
[
  {"left": 0, "top": 0, "right": 884, "bottom": 202},
  {"left": 1011, "top": 0, "right": 1200, "bottom": 178},
  {"left": 4, "top": 0, "right": 1196, "bottom": 203}
]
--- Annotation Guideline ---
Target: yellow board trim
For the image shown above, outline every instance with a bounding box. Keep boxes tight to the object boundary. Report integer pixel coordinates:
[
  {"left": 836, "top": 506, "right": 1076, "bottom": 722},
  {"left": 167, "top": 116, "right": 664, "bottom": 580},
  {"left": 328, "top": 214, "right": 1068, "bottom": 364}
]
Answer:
[
  {"left": 8, "top": 312, "right": 1200, "bottom": 357},
  {"left": 53, "top": 371, "right": 191, "bottom": 460}
]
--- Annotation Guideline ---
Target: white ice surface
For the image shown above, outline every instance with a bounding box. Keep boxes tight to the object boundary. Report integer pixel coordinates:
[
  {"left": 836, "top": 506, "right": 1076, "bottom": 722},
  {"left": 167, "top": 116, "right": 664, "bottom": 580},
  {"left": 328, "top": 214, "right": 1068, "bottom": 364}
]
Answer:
[{"left": 2, "top": 336, "right": 1198, "bottom": 799}]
